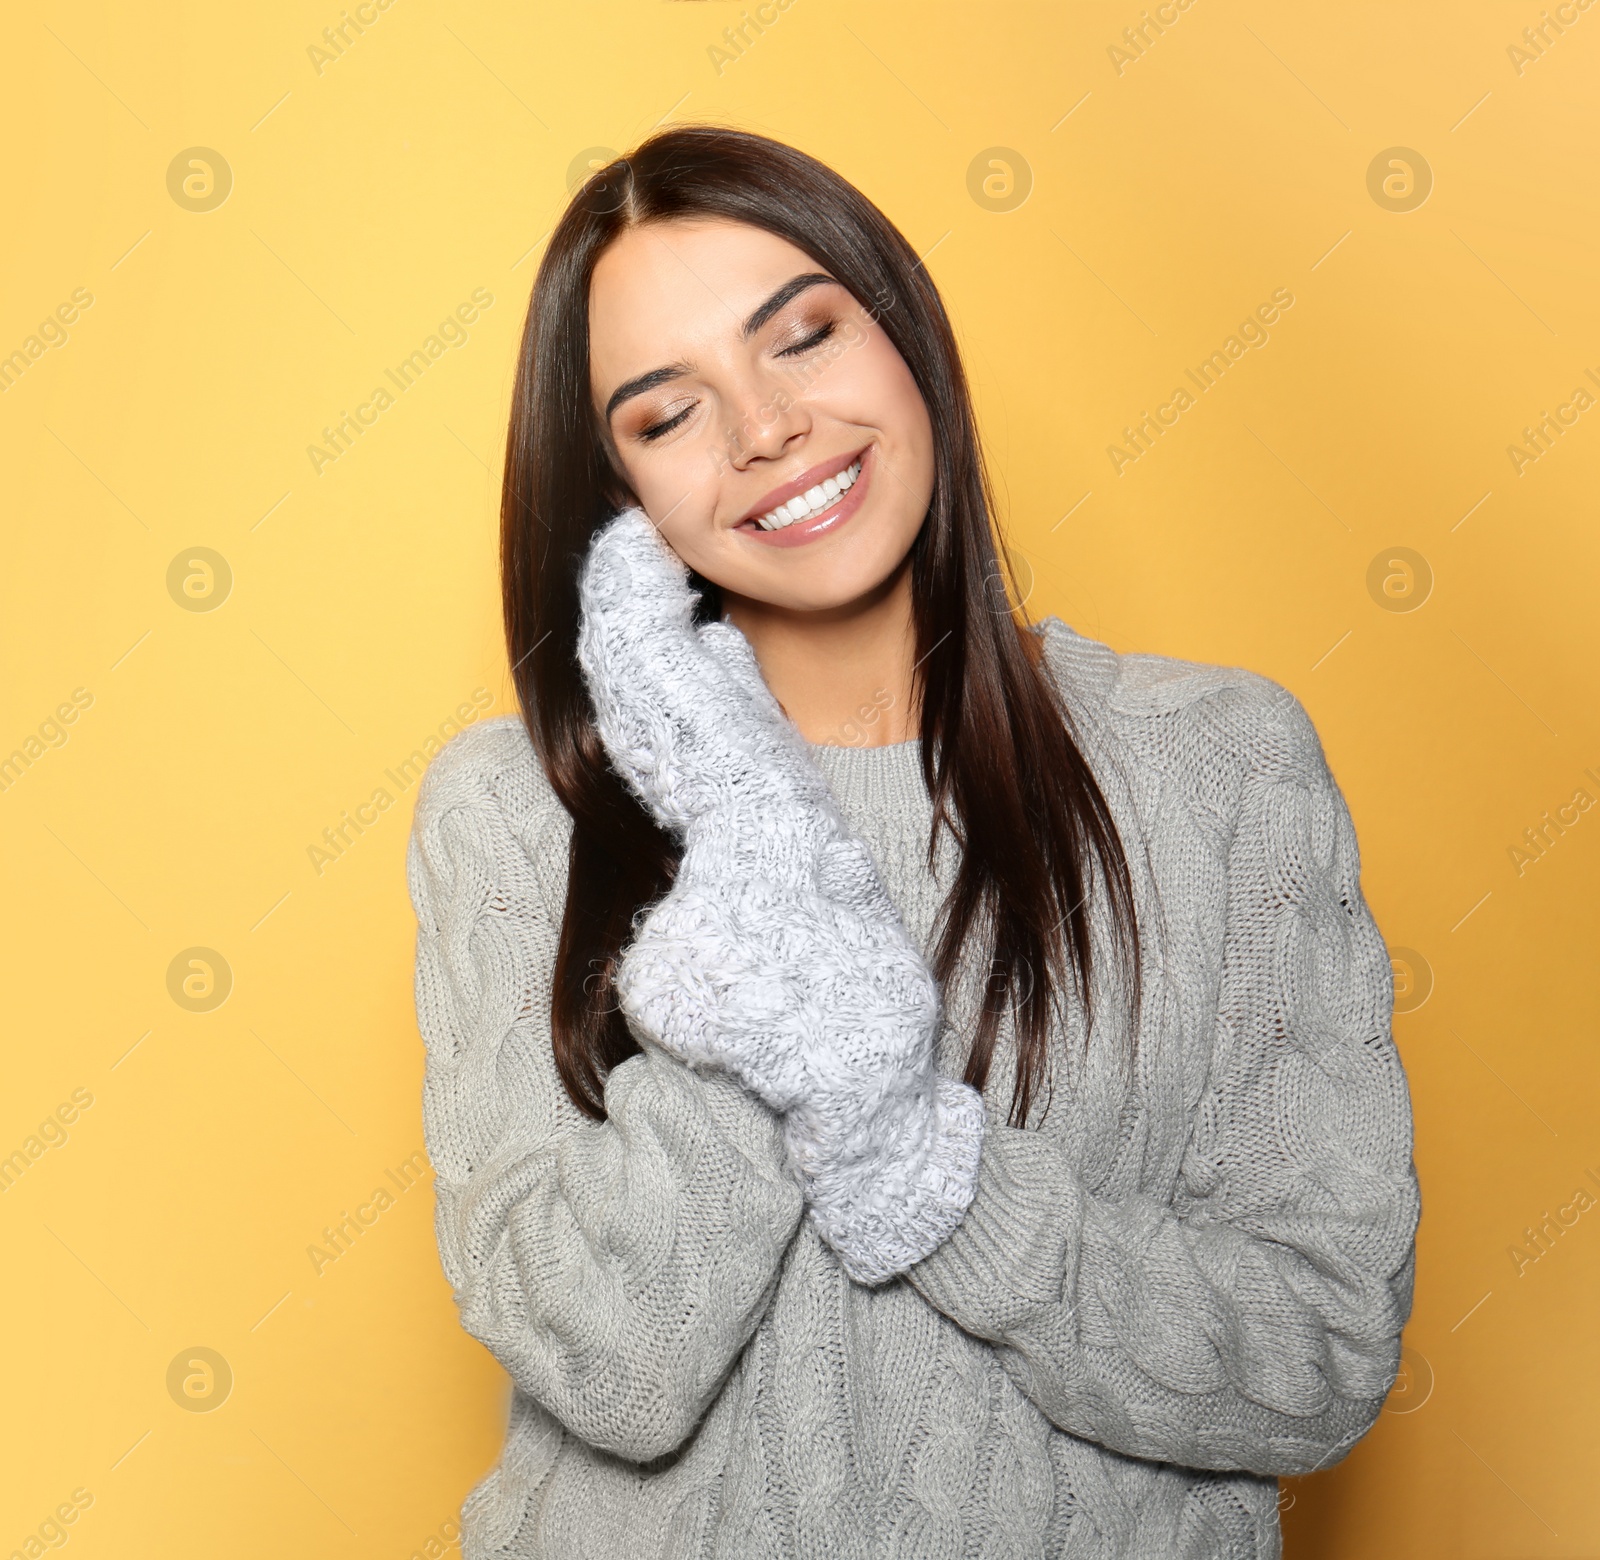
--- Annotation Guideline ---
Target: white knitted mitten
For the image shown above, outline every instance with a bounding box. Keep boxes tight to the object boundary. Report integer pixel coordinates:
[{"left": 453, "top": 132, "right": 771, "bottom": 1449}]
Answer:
[{"left": 576, "top": 509, "right": 985, "bottom": 1285}]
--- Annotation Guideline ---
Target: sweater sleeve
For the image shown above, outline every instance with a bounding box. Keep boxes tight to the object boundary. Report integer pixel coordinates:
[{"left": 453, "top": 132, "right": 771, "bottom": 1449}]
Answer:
[
  {"left": 407, "top": 723, "right": 806, "bottom": 1464},
  {"left": 907, "top": 682, "right": 1420, "bottom": 1477}
]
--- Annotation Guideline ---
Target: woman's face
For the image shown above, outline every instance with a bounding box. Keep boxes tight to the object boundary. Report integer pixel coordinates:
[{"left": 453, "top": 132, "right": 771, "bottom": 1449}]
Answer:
[{"left": 587, "top": 218, "right": 936, "bottom": 613}]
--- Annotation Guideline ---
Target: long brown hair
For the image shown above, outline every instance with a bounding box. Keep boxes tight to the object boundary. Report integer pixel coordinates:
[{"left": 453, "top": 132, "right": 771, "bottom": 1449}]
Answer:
[{"left": 502, "top": 125, "right": 1140, "bottom": 1127}]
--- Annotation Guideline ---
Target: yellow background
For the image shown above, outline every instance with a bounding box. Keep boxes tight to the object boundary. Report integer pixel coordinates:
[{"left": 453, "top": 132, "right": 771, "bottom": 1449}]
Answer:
[{"left": 3, "top": 1, "right": 1597, "bottom": 1554}]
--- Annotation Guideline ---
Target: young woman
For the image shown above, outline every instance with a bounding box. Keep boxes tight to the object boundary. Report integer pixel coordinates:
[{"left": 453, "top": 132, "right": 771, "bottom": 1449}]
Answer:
[{"left": 408, "top": 125, "right": 1419, "bottom": 1559}]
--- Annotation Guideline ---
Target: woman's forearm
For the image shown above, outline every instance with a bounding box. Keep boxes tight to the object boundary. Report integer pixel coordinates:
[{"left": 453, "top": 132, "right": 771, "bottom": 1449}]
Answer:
[{"left": 410, "top": 724, "right": 805, "bottom": 1463}]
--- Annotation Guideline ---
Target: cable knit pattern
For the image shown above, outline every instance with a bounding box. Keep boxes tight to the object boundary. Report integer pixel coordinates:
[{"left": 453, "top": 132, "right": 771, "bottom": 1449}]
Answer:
[{"left": 406, "top": 615, "right": 1419, "bottom": 1560}]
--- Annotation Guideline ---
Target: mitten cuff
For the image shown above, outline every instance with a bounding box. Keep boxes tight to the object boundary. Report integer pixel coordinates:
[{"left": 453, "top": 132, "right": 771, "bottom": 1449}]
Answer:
[
  {"left": 678, "top": 798, "right": 845, "bottom": 890},
  {"left": 802, "top": 1078, "right": 986, "bottom": 1287}
]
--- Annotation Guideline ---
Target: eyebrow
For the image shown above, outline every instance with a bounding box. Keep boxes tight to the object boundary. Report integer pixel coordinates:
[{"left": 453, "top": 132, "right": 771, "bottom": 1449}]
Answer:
[
  {"left": 603, "top": 271, "right": 838, "bottom": 422},
  {"left": 742, "top": 270, "right": 836, "bottom": 337}
]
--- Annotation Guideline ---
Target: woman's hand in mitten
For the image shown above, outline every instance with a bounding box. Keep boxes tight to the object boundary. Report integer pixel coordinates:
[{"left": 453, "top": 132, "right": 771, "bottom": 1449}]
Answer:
[
  {"left": 612, "top": 834, "right": 985, "bottom": 1286},
  {"left": 575, "top": 507, "right": 836, "bottom": 847},
  {"left": 781, "top": 831, "right": 986, "bottom": 1285},
  {"left": 576, "top": 508, "right": 985, "bottom": 1284}
]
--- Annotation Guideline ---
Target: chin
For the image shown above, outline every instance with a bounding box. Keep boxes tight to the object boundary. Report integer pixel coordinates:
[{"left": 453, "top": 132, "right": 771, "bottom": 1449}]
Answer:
[{"left": 717, "top": 527, "right": 917, "bottom": 614}]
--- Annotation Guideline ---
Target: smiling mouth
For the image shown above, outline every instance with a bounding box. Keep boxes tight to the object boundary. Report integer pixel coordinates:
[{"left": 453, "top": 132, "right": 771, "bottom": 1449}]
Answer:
[{"left": 738, "top": 451, "right": 865, "bottom": 533}]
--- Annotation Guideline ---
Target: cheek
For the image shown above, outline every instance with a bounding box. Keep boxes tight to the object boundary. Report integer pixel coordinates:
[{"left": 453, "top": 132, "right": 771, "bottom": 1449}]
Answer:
[
  {"left": 631, "top": 449, "right": 727, "bottom": 570},
  {"left": 655, "top": 506, "right": 712, "bottom": 565},
  {"left": 815, "top": 329, "right": 932, "bottom": 461},
  {"left": 614, "top": 428, "right": 721, "bottom": 520}
]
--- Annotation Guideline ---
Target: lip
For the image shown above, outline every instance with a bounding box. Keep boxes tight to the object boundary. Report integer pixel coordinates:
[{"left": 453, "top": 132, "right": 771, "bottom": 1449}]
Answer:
[{"left": 736, "top": 444, "right": 874, "bottom": 550}]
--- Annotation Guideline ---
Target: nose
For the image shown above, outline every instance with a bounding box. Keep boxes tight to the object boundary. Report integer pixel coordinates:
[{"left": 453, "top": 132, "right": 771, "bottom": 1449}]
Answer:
[{"left": 722, "top": 366, "right": 812, "bottom": 470}]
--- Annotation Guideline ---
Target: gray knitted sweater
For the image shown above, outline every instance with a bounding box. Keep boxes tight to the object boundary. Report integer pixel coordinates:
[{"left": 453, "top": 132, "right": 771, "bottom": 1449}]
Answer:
[{"left": 407, "top": 617, "right": 1419, "bottom": 1560}]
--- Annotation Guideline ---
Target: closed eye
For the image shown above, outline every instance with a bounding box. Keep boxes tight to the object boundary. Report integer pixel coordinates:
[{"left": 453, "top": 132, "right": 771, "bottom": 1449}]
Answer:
[
  {"left": 638, "top": 403, "right": 696, "bottom": 442},
  {"left": 776, "top": 321, "right": 836, "bottom": 358}
]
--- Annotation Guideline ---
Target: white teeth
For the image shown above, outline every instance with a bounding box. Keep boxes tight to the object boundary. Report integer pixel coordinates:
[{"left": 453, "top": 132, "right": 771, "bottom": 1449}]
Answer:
[{"left": 753, "top": 459, "right": 862, "bottom": 531}]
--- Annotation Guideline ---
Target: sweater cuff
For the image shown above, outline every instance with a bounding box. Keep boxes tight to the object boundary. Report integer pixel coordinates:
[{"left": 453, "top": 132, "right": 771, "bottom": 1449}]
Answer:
[{"left": 908, "top": 1118, "right": 1086, "bottom": 1335}]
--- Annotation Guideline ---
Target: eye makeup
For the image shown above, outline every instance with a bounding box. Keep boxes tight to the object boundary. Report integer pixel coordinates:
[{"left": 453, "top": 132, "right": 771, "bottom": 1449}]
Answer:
[{"left": 627, "top": 310, "right": 845, "bottom": 444}]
